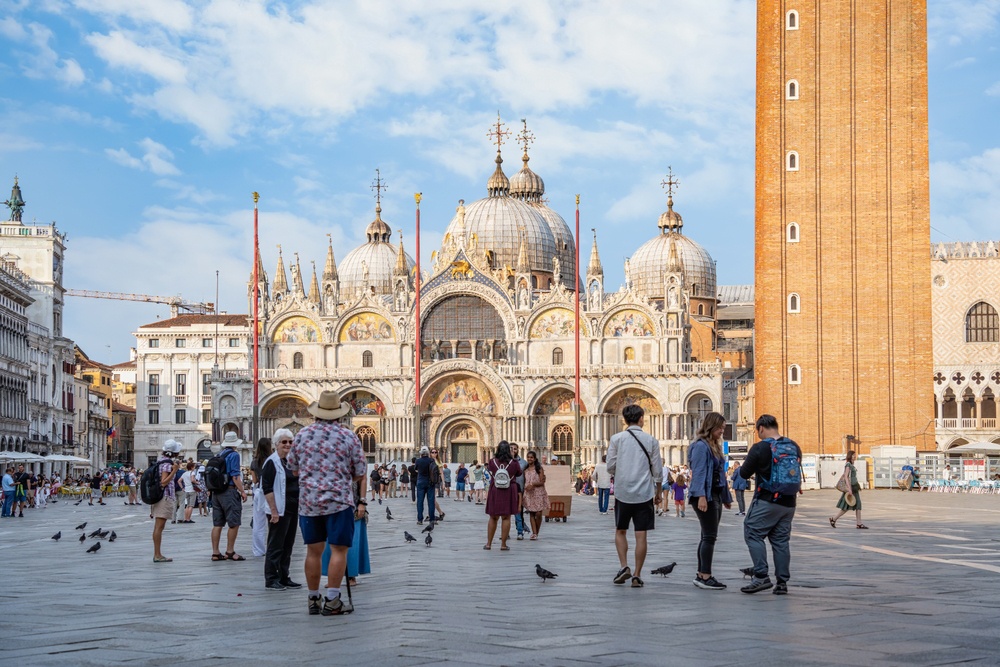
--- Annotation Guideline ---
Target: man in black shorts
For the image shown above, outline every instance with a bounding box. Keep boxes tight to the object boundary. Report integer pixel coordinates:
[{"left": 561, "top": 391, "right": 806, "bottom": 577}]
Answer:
[{"left": 606, "top": 405, "right": 663, "bottom": 588}]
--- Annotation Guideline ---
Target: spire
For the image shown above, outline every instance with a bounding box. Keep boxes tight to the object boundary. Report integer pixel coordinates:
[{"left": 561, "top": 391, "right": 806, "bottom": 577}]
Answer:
[
  {"left": 394, "top": 229, "right": 408, "bottom": 277},
  {"left": 587, "top": 228, "right": 604, "bottom": 278},
  {"left": 273, "top": 245, "right": 288, "bottom": 292},
  {"left": 308, "top": 261, "right": 321, "bottom": 302},
  {"left": 291, "top": 252, "right": 305, "bottom": 294},
  {"left": 4, "top": 175, "right": 25, "bottom": 223},
  {"left": 323, "top": 235, "right": 338, "bottom": 281},
  {"left": 658, "top": 167, "right": 684, "bottom": 233},
  {"left": 365, "top": 169, "right": 392, "bottom": 242},
  {"left": 486, "top": 113, "right": 511, "bottom": 197},
  {"left": 249, "top": 248, "right": 267, "bottom": 284},
  {"left": 516, "top": 226, "right": 529, "bottom": 273},
  {"left": 667, "top": 235, "right": 684, "bottom": 274}
]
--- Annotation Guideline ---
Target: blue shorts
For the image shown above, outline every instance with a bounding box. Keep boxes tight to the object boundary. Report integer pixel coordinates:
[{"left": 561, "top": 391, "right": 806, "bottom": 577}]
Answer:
[
  {"left": 299, "top": 507, "right": 355, "bottom": 547},
  {"left": 456, "top": 482, "right": 466, "bottom": 491}
]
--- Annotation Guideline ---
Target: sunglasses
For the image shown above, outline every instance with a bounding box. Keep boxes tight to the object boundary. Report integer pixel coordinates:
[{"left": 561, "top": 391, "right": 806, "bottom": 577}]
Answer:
[{"left": 278, "top": 439, "right": 293, "bottom": 444}]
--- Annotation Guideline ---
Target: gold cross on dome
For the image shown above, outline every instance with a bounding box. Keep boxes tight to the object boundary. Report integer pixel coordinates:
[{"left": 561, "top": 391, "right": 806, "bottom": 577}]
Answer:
[
  {"left": 661, "top": 167, "right": 680, "bottom": 197},
  {"left": 487, "top": 112, "right": 510, "bottom": 151},
  {"left": 517, "top": 119, "right": 534, "bottom": 156},
  {"left": 371, "top": 168, "right": 386, "bottom": 205}
]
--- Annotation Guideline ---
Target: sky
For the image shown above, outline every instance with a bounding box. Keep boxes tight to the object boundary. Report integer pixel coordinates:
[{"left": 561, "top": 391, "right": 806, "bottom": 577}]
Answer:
[{"left": 0, "top": 0, "right": 998, "bottom": 362}]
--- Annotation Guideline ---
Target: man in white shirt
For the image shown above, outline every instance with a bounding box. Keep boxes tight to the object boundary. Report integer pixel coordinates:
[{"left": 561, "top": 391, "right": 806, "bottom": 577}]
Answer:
[
  {"left": 592, "top": 456, "right": 612, "bottom": 515},
  {"left": 606, "top": 404, "right": 663, "bottom": 588}
]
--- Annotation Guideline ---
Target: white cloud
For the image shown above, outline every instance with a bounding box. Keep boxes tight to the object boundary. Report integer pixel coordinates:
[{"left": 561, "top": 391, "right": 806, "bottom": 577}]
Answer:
[
  {"left": 987, "top": 81, "right": 1000, "bottom": 96},
  {"left": 0, "top": 18, "right": 85, "bottom": 85},
  {"left": 931, "top": 147, "right": 1000, "bottom": 240},
  {"left": 929, "top": 0, "right": 1000, "bottom": 46},
  {"left": 104, "top": 138, "right": 180, "bottom": 175},
  {"left": 76, "top": 1, "right": 756, "bottom": 145},
  {"left": 72, "top": 0, "right": 194, "bottom": 32}
]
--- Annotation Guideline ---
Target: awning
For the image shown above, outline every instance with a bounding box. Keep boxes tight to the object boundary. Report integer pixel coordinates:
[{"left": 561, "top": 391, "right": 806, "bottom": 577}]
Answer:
[
  {"left": 947, "top": 442, "right": 1000, "bottom": 454},
  {"left": 0, "top": 451, "right": 47, "bottom": 462}
]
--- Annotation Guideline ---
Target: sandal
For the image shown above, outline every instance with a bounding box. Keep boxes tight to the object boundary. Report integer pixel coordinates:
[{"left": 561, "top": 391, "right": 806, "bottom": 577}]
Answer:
[
  {"left": 828, "top": 518, "right": 836, "bottom": 528},
  {"left": 856, "top": 524, "right": 869, "bottom": 530},
  {"left": 483, "top": 545, "right": 491, "bottom": 550},
  {"left": 226, "top": 552, "right": 246, "bottom": 561},
  {"left": 529, "top": 534, "right": 537, "bottom": 540},
  {"left": 153, "top": 556, "right": 172, "bottom": 563},
  {"left": 211, "top": 553, "right": 227, "bottom": 561},
  {"left": 500, "top": 546, "right": 510, "bottom": 551}
]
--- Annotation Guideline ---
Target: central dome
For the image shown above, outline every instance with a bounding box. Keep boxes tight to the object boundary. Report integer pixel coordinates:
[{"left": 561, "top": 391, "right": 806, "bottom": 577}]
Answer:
[
  {"left": 629, "top": 197, "right": 716, "bottom": 300},
  {"left": 340, "top": 205, "right": 414, "bottom": 300},
  {"left": 444, "top": 196, "right": 557, "bottom": 274}
]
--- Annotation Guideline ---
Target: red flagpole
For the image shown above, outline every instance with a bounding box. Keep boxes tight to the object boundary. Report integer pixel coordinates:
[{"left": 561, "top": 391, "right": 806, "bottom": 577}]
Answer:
[
  {"left": 574, "top": 195, "right": 581, "bottom": 471},
  {"left": 414, "top": 193, "right": 422, "bottom": 449},
  {"left": 252, "top": 192, "right": 260, "bottom": 446}
]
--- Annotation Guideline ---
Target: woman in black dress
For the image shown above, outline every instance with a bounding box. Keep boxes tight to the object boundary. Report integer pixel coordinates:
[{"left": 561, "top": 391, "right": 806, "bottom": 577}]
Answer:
[{"left": 483, "top": 441, "right": 522, "bottom": 551}]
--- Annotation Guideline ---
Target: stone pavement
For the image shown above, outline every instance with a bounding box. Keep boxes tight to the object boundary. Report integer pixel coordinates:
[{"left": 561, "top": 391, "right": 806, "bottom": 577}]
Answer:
[{"left": 3, "top": 489, "right": 1000, "bottom": 666}]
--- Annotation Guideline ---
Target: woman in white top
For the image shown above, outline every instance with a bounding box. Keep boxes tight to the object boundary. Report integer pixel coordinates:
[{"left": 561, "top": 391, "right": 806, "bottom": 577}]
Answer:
[{"left": 179, "top": 462, "right": 198, "bottom": 523}]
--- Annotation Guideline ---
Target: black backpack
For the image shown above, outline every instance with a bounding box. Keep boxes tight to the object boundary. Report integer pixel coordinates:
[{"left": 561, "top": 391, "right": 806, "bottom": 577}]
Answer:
[
  {"left": 429, "top": 462, "right": 441, "bottom": 485},
  {"left": 140, "top": 463, "right": 164, "bottom": 505},
  {"left": 204, "top": 448, "right": 234, "bottom": 493}
]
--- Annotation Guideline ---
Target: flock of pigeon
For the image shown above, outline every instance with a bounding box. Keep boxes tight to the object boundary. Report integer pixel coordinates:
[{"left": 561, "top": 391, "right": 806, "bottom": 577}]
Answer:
[
  {"left": 50, "top": 521, "right": 117, "bottom": 554},
  {"left": 386, "top": 503, "right": 678, "bottom": 585}
]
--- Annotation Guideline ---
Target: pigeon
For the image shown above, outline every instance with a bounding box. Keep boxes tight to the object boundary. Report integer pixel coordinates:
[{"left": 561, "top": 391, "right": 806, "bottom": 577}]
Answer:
[
  {"left": 79, "top": 533, "right": 86, "bottom": 543},
  {"left": 386, "top": 507, "right": 393, "bottom": 521},
  {"left": 74, "top": 499, "right": 83, "bottom": 506},
  {"left": 88, "top": 528, "right": 102, "bottom": 538},
  {"left": 422, "top": 522, "right": 435, "bottom": 534},
  {"left": 651, "top": 563, "right": 677, "bottom": 577},
  {"left": 404, "top": 531, "right": 416, "bottom": 543},
  {"left": 108, "top": 531, "right": 117, "bottom": 543},
  {"left": 425, "top": 533, "right": 432, "bottom": 546},
  {"left": 75, "top": 522, "right": 87, "bottom": 530},
  {"left": 51, "top": 531, "right": 61, "bottom": 541},
  {"left": 740, "top": 567, "right": 754, "bottom": 578},
  {"left": 86, "top": 542, "right": 101, "bottom": 553},
  {"left": 96, "top": 529, "right": 110, "bottom": 539},
  {"left": 535, "top": 564, "right": 558, "bottom": 583}
]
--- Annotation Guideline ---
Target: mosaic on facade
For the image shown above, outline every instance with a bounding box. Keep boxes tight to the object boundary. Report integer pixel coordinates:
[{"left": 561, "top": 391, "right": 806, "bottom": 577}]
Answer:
[
  {"left": 603, "top": 388, "right": 662, "bottom": 414},
  {"left": 345, "top": 390, "right": 387, "bottom": 416},
  {"left": 424, "top": 376, "right": 496, "bottom": 414},
  {"left": 534, "top": 388, "right": 587, "bottom": 415},
  {"left": 273, "top": 316, "right": 320, "bottom": 343},
  {"left": 604, "top": 309, "right": 654, "bottom": 337},
  {"left": 261, "top": 396, "right": 310, "bottom": 419},
  {"left": 339, "top": 312, "right": 394, "bottom": 342},
  {"left": 529, "top": 308, "right": 587, "bottom": 339}
]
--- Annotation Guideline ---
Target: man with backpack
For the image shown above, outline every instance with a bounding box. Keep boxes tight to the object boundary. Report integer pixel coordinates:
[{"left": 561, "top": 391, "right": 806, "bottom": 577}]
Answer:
[
  {"left": 207, "top": 432, "right": 248, "bottom": 561},
  {"left": 738, "top": 414, "right": 803, "bottom": 596}
]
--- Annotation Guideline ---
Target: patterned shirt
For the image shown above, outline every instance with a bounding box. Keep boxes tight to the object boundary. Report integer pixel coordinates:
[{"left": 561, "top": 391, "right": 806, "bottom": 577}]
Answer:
[
  {"left": 286, "top": 420, "right": 366, "bottom": 517},
  {"left": 158, "top": 458, "right": 176, "bottom": 500}
]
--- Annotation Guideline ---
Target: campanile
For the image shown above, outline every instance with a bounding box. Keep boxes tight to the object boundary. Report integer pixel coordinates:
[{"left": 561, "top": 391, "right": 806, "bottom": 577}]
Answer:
[{"left": 754, "top": 1, "right": 934, "bottom": 453}]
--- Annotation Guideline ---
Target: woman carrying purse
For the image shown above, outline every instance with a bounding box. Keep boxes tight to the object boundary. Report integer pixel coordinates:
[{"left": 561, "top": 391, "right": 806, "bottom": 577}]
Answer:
[{"left": 829, "top": 450, "right": 867, "bottom": 529}]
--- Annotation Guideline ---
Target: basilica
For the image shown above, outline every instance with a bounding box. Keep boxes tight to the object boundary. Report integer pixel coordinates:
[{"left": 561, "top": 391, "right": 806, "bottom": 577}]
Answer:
[{"left": 211, "top": 121, "right": 723, "bottom": 466}]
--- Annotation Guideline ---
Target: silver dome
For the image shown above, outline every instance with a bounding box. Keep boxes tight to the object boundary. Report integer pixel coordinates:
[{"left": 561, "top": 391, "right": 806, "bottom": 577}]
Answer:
[
  {"left": 629, "top": 230, "right": 716, "bottom": 300},
  {"left": 340, "top": 210, "right": 415, "bottom": 300},
  {"left": 530, "top": 202, "right": 576, "bottom": 289},
  {"left": 444, "top": 196, "right": 557, "bottom": 276}
]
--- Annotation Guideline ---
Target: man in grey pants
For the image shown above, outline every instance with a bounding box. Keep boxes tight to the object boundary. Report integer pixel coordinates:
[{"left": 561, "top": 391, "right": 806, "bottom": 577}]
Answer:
[{"left": 738, "top": 414, "right": 802, "bottom": 596}]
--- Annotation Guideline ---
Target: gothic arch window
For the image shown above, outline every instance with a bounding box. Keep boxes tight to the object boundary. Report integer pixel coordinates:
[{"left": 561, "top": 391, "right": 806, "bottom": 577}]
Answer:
[
  {"left": 788, "top": 364, "right": 801, "bottom": 385},
  {"left": 362, "top": 350, "right": 373, "bottom": 367},
  {"left": 786, "top": 10, "right": 799, "bottom": 30},
  {"left": 552, "top": 347, "right": 564, "bottom": 366},
  {"left": 788, "top": 293, "right": 800, "bottom": 313},
  {"left": 966, "top": 302, "right": 999, "bottom": 343},
  {"left": 786, "top": 80, "right": 799, "bottom": 100},
  {"left": 786, "top": 151, "right": 799, "bottom": 171},
  {"left": 421, "top": 294, "right": 506, "bottom": 361},
  {"left": 787, "top": 222, "right": 800, "bottom": 243},
  {"left": 552, "top": 423, "right": 573, "bottom": 453},
  {"left": 293, "top": 352, "right": 303, "bottom": 369},
  {"left": 356, "top": 425, "right": 377, "bottom": 460}
]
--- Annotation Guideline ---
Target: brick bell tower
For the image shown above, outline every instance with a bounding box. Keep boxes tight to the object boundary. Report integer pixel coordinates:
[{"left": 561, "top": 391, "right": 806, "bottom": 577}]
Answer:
[{"left": 753, "top": 0, "right": 934, "bottom": 453}]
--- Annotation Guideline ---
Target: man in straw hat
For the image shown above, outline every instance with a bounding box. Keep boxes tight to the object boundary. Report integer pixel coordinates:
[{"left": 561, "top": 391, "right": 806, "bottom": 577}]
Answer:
[{"left": 286, "top": 390, "right": 366, "bottom": 616}]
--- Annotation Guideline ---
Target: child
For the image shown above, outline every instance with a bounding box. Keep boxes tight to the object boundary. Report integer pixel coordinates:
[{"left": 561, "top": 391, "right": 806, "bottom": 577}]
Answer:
[{"left": 671, "top": 475, "right": 688, "bottom": 518}]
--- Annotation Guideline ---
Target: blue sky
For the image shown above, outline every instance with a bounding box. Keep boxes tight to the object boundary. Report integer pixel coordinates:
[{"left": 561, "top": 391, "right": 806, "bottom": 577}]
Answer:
[{"left": 0, "top": 0, "right": 998, "bottom": 361}]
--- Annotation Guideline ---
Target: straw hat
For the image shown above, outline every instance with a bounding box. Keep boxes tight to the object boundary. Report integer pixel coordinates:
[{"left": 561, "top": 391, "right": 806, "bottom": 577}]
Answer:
[{"left": 307, "top": 390, "right": 351, "bottom": 420}]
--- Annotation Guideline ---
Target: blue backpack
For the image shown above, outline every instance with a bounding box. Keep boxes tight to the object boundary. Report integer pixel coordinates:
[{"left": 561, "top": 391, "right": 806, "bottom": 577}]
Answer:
[{"left": 759, "top": 437, "right": 802, "bottom": 498}]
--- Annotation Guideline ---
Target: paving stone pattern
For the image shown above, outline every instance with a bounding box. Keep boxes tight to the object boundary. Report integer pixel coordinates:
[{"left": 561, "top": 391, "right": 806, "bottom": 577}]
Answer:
[{"left": 2, "top": 490, "right": 1000, "bottom": 666}]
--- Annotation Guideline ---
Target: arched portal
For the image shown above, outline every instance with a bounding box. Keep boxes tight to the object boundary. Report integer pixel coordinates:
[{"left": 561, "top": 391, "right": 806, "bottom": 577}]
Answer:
[
  {"left": 685, "top": 391, "right": 714, "bottom": 438},
  {"left": 445, "top": 421, "right": 482, "bottom": 465},
  {"left": 261, "top": 395, "right": 312, "bottom": 435},
  {"left": 356, "top": 425, "right": 377, "bottom": 463}
]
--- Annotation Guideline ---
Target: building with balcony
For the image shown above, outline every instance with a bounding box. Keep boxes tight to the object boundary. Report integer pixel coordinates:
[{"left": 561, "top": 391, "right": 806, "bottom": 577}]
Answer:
[
  {"left": 210, "top": 139, "right": 724, "bottom": 467},
  {"left": 932, "top": 242, "right": 1000, "bottom": 450},
  {"left": 132, "top": 314, "right": 249, "bottom": 468},
  {"left": 0, "top": 258, "right": 31, "bottom": 450}
]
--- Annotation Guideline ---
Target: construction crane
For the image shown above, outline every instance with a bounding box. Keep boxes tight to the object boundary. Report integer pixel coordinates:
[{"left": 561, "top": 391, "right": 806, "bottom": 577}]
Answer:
[{"left": 65, "top": 290, "right": 215, "bottom": 318}]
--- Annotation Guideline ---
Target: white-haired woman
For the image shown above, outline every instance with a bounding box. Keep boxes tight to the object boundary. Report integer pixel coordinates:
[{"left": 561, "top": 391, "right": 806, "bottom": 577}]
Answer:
[{"left": 262, "top": 428, "right": 301, "bottom": 590}]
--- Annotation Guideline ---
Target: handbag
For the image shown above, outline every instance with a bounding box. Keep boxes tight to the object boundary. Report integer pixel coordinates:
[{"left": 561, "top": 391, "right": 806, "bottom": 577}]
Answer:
[{"left": 835, "top": 475, "right": 850, "bottom": 495}]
